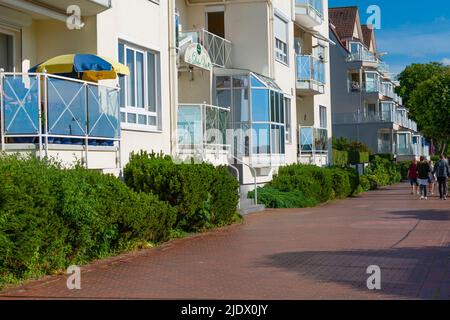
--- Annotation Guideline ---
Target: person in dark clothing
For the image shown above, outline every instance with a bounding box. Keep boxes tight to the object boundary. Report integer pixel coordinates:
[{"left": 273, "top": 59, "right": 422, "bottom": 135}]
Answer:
[
  {"left": 407, "top": 159, "right": 419, "bottom": 195},
  {"left": 417, "top": 156, "right": 431, "bottom": 200},
  {"left": 433, "top": 155, "right": 450, "bottom": 200}
]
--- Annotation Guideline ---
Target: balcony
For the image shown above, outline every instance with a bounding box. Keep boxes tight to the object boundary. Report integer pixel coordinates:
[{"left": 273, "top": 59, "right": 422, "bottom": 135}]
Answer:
[
  {"left": 1, "top": 72, "right": 120, "bottom": 169},
  {"left": 333, "top": 111, "right": 395, "bottom": 125},
  {"left": 347, "top": 49, "right": 379, "bottom": 69},
  {"left": 179, "top": 29, "right": 232, "bottom": 68},
  {"left": 299, "top": 126, "right": 329, "bottom": 166},
  {"left": 296, "top": 55, "right": 325, "bottom": 95},
  {"left": 381, "top": 82, "right": 395, "bottom": 99},
  {"left": 295, "top": 0, "right": 324, "bottom": 28},
  {"left": 177, "top": 104, "right": 231, "bottom": 166}
]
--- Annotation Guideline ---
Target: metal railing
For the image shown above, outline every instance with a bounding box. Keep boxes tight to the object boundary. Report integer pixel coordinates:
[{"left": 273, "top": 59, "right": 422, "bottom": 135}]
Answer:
[
  {"left": 179, "top": 29, "right": 232, "bottom": 68},
  {"left": 0, "top": 72, "right": 121, "bottom": 168},
  {"left": 295, "top": 0, "right": 324, "bottom": 18},
  {"left": 347, "top": 50, "right": 378, "bottom": 63},
  {"left": 296, "top": 55, "right": 325, "bottom": 86}
]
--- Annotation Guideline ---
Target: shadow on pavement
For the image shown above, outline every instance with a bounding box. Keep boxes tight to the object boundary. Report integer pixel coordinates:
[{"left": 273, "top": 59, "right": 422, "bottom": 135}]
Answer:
[{"left": 261, "top": 246, "right": 450, "bottom": 299}]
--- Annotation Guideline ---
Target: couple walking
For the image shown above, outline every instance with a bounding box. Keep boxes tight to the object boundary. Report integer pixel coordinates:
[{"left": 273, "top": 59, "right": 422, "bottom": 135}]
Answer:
[{"left": 408, "top": 155, "right": 450, "bottom": 200}]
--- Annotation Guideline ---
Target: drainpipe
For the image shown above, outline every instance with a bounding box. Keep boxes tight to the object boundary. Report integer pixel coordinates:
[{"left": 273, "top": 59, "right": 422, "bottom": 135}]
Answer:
[{"left": 168, "top": 0, "right": 178, "bottom": 157}]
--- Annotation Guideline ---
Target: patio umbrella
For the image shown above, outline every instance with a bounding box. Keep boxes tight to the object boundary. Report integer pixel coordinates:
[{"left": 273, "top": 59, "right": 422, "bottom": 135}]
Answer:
[{"left": 29, "top": 54, "right": 129, "bottom": 82}]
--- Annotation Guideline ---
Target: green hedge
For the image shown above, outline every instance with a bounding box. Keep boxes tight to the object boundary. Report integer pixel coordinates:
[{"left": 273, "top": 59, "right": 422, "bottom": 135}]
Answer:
[
  {"left": 349, "top": 151, "right": 370, "bottom": 164},
  {"left": 0, "top": 155, "right": 176, "bottom": 288},
  {"left": 365, "top": 156, "right": 402, "bottom": 189},
  {"left": 124, "top": 151, "right": 240, "bottom": 232},
  {"left": 248, "top": 187, "right": 317, "bottom": 208},
  {"left": 332, "top": 149, "right": 349, "bottom": 166},
  {"left": 371, "top": 153, "right": 395, "bottom": 162}
]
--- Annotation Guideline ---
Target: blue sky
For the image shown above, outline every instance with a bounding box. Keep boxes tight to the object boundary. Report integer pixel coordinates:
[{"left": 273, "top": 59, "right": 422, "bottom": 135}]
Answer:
[{"left": 329, "top": 0, "right": 450, "bottom": 75}]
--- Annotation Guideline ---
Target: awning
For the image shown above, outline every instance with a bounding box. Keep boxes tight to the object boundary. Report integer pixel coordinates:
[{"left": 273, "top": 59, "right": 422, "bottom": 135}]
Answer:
[{"left": 295, "top": 23, "right": 336, "bottom": 46}]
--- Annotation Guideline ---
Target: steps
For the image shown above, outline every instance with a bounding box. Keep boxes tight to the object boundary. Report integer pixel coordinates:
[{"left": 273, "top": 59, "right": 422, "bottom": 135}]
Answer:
[{"left": 239, "top": 197, "right": 265, "bottom": 215}]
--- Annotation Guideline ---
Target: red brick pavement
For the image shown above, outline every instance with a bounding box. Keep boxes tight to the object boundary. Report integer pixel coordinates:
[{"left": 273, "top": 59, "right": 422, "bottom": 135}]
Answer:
[{"left": 1, "top": 183, "right": 449, "bottom": 300}]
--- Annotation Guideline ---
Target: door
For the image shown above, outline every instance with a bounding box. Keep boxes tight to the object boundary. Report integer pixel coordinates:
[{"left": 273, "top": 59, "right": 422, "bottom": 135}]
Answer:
[
  {"left": 206, "top": 11, "right": 225, "bottom": 38},
  {"left": 0, "top": 32, "right": 14, "bottom": 72}
]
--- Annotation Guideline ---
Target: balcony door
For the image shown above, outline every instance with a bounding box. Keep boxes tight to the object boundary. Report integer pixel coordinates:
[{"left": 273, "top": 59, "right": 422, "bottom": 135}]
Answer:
[
  {"left": 206, "top": 8, "right": 225, "bottom": 38},
  {"left": 0, "top": 31, "right": 14, "bottom": 72}
]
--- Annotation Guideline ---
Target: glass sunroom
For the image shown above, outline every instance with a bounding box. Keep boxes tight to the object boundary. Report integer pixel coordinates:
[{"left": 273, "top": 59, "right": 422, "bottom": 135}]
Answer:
[{"left": 214, "top": 69, "right": 286, "bottom": 167}]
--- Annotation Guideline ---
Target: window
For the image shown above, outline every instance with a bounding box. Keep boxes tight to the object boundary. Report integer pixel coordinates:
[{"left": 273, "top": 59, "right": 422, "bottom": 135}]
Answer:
[
  {"left": 319, "top": 105, "right": 327, "bottom": 129},
  {"left": 118, "top": 42, "right": 160, "bottom": 130},
  {"left": 284, "top": 97, "right": 292, "bottom": 143},
  {"left": 274, "top": 14, "right": 288, "bottom": 64}
]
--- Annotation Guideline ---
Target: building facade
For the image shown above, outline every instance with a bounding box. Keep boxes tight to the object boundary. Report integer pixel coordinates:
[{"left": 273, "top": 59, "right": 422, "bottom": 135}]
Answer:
[
  {"left": 328, "top": 6, "right": 429, "bottom": 161},
  {"left": 0, "top": 0, "right": 333, "bottom": 197}
]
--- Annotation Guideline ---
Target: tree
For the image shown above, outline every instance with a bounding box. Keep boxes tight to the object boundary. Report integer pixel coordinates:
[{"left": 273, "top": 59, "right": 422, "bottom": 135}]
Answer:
[
  {"left": 396, "top": 62, "right": 447, "bottom": 120},
  {"left": 409, "top": 69, "right": 450, "bottom": 154}
]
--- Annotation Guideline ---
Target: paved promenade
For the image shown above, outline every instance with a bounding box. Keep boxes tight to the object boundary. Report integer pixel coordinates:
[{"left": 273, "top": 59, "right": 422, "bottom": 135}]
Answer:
[{"left": 1, "top": 183, "right": 449, "bottom": 300}]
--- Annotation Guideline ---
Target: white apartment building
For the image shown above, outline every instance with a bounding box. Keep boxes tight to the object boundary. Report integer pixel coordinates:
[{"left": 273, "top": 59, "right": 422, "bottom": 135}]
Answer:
[
  {"left": 0, "top": 0, "right": 333, "bottom": 201},
  {"left": 329, "top": 6, "right": 429, "bottom": 161}
]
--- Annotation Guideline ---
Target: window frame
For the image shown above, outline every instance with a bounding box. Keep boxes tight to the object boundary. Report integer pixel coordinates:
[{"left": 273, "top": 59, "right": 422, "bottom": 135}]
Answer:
[
  {"left": 118, "top": 41, "right": 161, "bottom": 132},
  {"left": 274, "top": 13, "right": 289, "bottom": 66}
]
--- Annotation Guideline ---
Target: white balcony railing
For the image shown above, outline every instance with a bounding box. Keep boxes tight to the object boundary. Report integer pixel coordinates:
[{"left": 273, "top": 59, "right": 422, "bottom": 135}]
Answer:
[
  {"left": 1, "top": 72, "right": 120, "bottom": 158},
  {"left": 347, "top": 50, "right": 378, "bottom": 63},
  {"left": 179, "top": 29, "right": 232, "bottom": 68},
  {"left": 296, "top": 55, "right": 325, "bottom": 94},
  {"left": 295, "top": 0, "right": 324, "bottom": 28}
]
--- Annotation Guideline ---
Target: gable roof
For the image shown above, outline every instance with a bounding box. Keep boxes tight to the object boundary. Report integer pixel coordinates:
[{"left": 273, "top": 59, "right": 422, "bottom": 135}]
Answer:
[
  {"left": 329, "top": 6, "right": 360, "bottom": 40},
  {"left": 361, "top": 25, "right": 377, "bottom": 52}
]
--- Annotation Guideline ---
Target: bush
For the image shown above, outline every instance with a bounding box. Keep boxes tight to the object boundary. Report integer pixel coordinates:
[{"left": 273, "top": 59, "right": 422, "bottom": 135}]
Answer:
[
  {"left": 359, "top": 175, "right": 371, "bottom": 192},
  {"left": 362, "top": 156, "right": 402, "bottom": 190},
  {"left": 124, "top": 151, "right": 240, "bottom": 232},
  {"left": 348, "top": 151, "right": 370, "bottom": 164},
  {"left": 371, "top": 153, "right": 395, "bottom": 162},
  {"left": 396, "top": 161, "right": 412, "bottom": 181},
  {"left": 330, "top": 168, "right": 352, "bottom": 199},
  {"left": 248, "top": 187, "right": 317, "bottom": 208},
  {"left": 333, "top": 149, "right": 349, "bottom": 166},
  {"left": 0, "top": 155, "right": 176, "bottom": 288},
  {"left": 270, "top": 164, "right": 334, "bottom": 203}
]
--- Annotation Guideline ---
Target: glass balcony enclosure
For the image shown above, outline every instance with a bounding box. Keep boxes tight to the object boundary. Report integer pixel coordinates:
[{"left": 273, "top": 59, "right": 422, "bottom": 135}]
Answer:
[
  {"left": 347, "top": 42, "right": 378, "bottom": 63},
  {"left": 295, "top": 0, "right": 324, "bottom": 28},
  {"left": 396, "top": 132, "right": 413, "bottom": 156},
  {"left": 299, "top": 126, "right": 329, "bottom": 160},
  {"left": 296, "top": 55, "right": 325, "bottom": 94},
  {"left": 1, "top": 73, "right": 120, "bottom": 151},
  {"left": 214, "top": 71, "right": 286, "bottom": 167}
]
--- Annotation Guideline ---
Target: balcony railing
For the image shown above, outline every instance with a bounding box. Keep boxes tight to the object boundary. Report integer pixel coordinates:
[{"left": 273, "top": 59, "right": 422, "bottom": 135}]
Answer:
[
  {"left": 179, "top": 29, "right": 232, "bottom": 68},
  {"left": 0, "top": 72, "right": 120, "bottom": 163},
  {"left": 295, "top": 0, "right": 324, "bottom": 28},
  {"left": 347, "top": 50, "right": 378, "bottom": 63},
  {"left": 333, "top": 111, "right": 395, "bottom": 125},
  {"left": 296, "top": 55, "right": 325, "bottom": 94},
  {"left": 177, "top": 103, "right": 231, "bottom": 164}
]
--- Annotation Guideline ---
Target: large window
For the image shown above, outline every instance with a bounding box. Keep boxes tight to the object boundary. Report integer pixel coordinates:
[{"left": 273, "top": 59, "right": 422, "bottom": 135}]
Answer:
[
  {"left": 118, "top": 42, "right": 160, "bottom": 130},
  {"left": 274, "top": 14, "right": 288, "bottom": 64}
]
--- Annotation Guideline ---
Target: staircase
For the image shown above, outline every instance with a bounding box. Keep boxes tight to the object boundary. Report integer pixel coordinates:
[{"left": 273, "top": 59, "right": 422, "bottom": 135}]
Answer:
[{"left": 238, "top": 187, "right": 265, "bottom": 215}]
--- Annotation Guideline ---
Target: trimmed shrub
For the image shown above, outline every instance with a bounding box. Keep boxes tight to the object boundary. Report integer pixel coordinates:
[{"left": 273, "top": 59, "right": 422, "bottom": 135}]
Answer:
[
  {"left": 248, "top": 187, "right": 317, "bottom": 208},
  {"left": 348, "top": 151, "right": 370, "bottom": 164},
  {"left": 359, "top": 175, "right": 371, "bottom": 192},
  {"left": 396, "top": 161, "right": 412, "bottom": 181},
  {"left": 330, "top": 168, "right": 352, "bottom": 199},
  {"left": 124, "top": 151, "right": 240, "bottom": 232},
  {"left": 0, "top": 155, "right": 176, "bottom": 289},
  {"left": 371, "top": 153, "right": 395, "bottom": 162},
  {"left": 333, "top": 149, "right": 349, "bottom": 167}
]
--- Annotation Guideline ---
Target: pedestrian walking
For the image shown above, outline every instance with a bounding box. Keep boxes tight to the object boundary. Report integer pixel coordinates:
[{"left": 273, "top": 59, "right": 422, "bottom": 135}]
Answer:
[
  {"left": 407, "top": 159, "right": 419, "bottom": 195},
  {"left": 429, "top": 160, "right": 436, "bottom": 195},
  {"left": 433, "top": 155, "right": 450, "bottom": 200},
  {"left": 417, "top": 156, "right": 431, "bottom": 200}
]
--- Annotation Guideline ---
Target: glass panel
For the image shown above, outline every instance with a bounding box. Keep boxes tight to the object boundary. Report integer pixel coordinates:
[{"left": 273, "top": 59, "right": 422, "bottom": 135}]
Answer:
[
  {"left": 270, "top": 91, "right": 275, "bottom": 122},
  {"left": 136, "top": 52, "right": 144, "bottom": 108},
  {"left": 219, "top": 109, "right": 230, "bottom": 146},
  {"left": 126, "top": 48, "right": 135, "bottom": 107},
  {"left": 253, "top": 123, "right": 270, "bottom": 154},
  {"left": 2, "top": 75, "right": 40, "bottom": 135},
  {"left": 47, "top": 77, "right": 86, "bottom": 136},
  {"left": 216, "top": 76, "right": 231, "bottom": 89},
  {"left": 120, "top": 112, "right": 126, "bottom": 123},
  {"left": 127, "top": 113, "right": 137, "bottom": 123},
  {"left": 216, "top": 89, "right": 231, "bottom": 108},
  {"left": 300, "top": 127, "right": 313, "bottom": 152},
  {"left": 147, "top": 52, "right": 156, "bottom": 112},
  {"left": 233, "top": 88, "right": 249, "bottom": 122},
  {"left": 138, "top": 114, "right": 147, "bottom": 125},
  {"left": 250, "top": 75, "right": 265, "bottom": 88},
  {"left": 148, "top": 116, "right": 157, "bottom": 126},
  {"left": 177, "top": 105, "right": 202, "bottom": 146},
  {"left": 314, "top": 128, "right": 328, "bottom": 151},
  {"left": 251, "top": 89, "right": 269, "bottom": 122},
  {"left": 205, "top": 106, "right": 218, "bottom": 144},
  {"left": 279, "top": 94, "right": 284, "bottom": 124},
  {"left": 232, "top": 76, "right": 248, "bottom": 88},
  {"left": 87, "top": 85, "right": 120, "bottom": 139}
]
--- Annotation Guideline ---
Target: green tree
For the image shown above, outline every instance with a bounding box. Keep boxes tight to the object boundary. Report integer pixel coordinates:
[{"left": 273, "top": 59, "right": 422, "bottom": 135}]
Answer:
[
  {"left": 396, "top": 62, "right": 447, "bottom": 119},
  {"left": 410, "top": 69, "right": 450, "bottom": 154}
]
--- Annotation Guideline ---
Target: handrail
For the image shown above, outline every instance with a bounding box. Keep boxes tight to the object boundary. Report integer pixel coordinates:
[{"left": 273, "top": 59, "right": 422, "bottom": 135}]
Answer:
[
  {"left": 228, "top": 153, "right": 258, "bottom": 206},
  {"left": 227, "top": 164, "right": 241, "bottom": 210}
]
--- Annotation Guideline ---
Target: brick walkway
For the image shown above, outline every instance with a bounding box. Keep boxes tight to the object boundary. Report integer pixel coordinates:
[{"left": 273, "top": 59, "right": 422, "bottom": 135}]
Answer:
[{"left": 1, "top": 183, "right": 450, "bottom": 300}]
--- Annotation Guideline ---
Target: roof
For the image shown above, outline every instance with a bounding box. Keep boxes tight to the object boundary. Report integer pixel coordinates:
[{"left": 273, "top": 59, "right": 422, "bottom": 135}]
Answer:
[
  {"left": 361, "top": 25, "right": 376, "bottom": 51},
  {"left": 329, "top": 6, "right": 359, "bottom": 40}
]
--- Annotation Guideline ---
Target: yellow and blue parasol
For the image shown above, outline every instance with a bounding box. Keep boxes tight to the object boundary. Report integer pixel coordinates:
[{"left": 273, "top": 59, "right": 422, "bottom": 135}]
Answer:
[{"left": 29, "top": 54, "right": 129, "bottom": 83}]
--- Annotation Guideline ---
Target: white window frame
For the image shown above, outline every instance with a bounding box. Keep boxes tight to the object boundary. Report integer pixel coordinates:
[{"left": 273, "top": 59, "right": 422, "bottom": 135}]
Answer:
[
  {"left": 118, "top": 41, "right": 161, "bottom": 132},
  {"left": 284, "top": 97, "right": 292, "bottom": 143},
  {"left": 274, "top": 13, "right": 289, "bottom": 65},
  {"left": 0, "top": 27, "right": 17, "bottom": 72}
]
